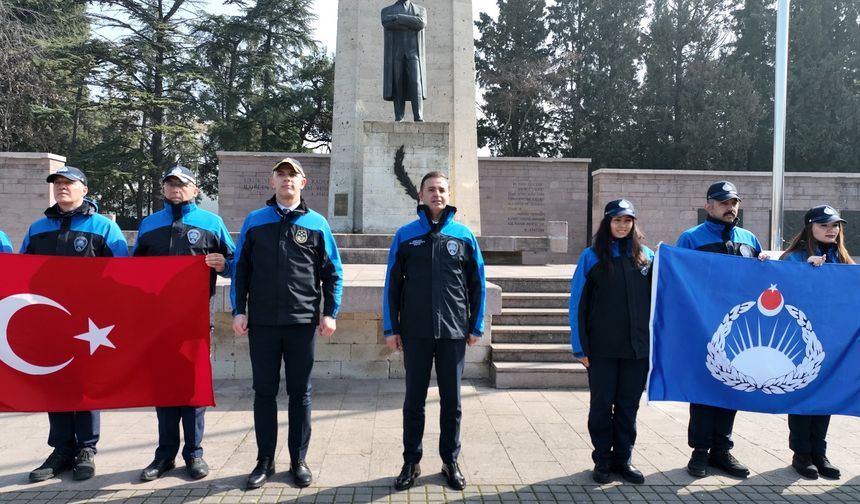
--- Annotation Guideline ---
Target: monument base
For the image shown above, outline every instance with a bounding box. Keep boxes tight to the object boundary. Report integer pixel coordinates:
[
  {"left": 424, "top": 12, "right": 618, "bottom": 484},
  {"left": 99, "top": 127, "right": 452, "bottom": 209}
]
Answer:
[{"left": 356, "top": 121, "right": 449, "bottom": 233}]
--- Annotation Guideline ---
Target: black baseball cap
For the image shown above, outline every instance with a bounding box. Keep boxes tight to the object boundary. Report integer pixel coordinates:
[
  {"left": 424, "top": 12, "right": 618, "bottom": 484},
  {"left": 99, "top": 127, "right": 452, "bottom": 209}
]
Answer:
[
  {"left": 47, "top": 166, "right": 88, "bottom": 185},
  {"left": 805, "top": 205, "right": 846, "bottom": 225},
  {"left": 604, "top": 199, "right": 636, "bottom": 218},
  {"left": 706, "top": 180, "right": 741, "bottom": 202},
  {"left": 162, "top": 165, "right": 197, "bottom": 185}
]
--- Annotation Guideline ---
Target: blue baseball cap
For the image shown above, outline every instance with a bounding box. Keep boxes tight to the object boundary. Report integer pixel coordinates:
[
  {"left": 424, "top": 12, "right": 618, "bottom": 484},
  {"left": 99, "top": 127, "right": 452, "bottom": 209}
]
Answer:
[
  {"left": 707, "top": 180, "right": 741, "bottom": 202},
  {"left": 806, "top": 205, "right": 846, "bottom": 225},
  {"left": 47, "top": 166, "right": 88, "bottom": 186},
  {"left": 162, "top": 165, "right": 197, "bottom": 185},
  {"left": 604, "top": 199, "right": 636, "bottom": 218}
]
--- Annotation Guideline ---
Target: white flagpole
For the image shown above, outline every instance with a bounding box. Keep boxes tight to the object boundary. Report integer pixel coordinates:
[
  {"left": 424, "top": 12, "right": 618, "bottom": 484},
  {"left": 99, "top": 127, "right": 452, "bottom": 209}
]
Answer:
[{"left": 770, "top": 0, "right": 791, "bottom": 251}]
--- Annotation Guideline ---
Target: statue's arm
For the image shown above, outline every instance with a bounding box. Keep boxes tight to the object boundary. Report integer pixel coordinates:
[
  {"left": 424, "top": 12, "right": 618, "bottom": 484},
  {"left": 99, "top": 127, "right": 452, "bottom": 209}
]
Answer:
[{"left": 381, "top": 9, "right": 426, "bottom": 31}]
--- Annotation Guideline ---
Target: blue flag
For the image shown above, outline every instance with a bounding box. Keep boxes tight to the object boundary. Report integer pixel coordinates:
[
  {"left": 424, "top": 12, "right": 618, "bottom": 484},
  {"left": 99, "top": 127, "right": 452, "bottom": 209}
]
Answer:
[{"left": 648, "top": 245, "right": 860, "bottom": 416}]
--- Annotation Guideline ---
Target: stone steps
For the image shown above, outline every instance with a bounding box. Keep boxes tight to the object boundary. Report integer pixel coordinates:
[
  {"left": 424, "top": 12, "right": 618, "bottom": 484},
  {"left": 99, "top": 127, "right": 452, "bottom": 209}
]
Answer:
[
  {"left": 491, "top": 361, "right": 587, "bottom": 389},
  {"left": 502, "top": 292, "right": 570, "bottom": 308},
  {"left": 489, "top": 274, "right": 583, "bottom": 389},
  {"left": 490, "top": 343, "right": 575, "bottom": 362},
  {"left": 339, "top": 248, "right": 388, "bottom": 264},
  {"left": 494, "top": 308, "right": 569, "bottom": 326},
  {"left": 491, "top": 325, "right": 571, "bottom": 344}
]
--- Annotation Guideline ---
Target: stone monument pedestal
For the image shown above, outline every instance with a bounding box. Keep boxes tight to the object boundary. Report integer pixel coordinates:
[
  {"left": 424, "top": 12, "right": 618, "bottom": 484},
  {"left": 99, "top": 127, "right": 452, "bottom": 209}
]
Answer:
[{"left": 357, "top": 121, "right": 449, "bottom": 233}]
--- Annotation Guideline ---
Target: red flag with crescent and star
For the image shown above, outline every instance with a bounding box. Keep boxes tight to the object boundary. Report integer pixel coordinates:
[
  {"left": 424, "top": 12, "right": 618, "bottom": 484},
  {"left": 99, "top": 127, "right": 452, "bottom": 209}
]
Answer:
[{"left": 0, "top": 254, "right": 214, "bottom": 412}]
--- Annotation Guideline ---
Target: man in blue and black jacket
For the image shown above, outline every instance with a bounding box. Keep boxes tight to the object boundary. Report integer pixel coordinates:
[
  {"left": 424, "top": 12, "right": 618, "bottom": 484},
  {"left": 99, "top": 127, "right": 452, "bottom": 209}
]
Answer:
[
  {"left": 231, "top": 157, "right": 343, "bottom": 490},
  {"left": 134, "top": 165, "right": 235, "bottom": 482},
  {"left": 22, "top": 166, "right": 128, "bottom": 483},
  {"left": 676, "top": 180, "right": 763, "bottom": 480},
  {"left": 384, "top": 171, "right": 486, "bottom": 492}
]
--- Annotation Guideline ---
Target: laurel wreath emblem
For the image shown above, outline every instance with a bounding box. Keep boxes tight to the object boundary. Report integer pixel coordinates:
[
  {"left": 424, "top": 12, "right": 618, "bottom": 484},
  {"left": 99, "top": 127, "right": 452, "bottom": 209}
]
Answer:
[{"left": 705, "top": 302, "right": 825, "bottom": 394}]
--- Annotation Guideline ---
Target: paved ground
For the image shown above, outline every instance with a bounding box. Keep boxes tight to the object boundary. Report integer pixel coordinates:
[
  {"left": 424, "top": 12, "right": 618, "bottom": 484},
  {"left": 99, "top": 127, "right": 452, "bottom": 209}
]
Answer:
[{"left": 2, "top": 379, "right": 860, "bottom": 503}]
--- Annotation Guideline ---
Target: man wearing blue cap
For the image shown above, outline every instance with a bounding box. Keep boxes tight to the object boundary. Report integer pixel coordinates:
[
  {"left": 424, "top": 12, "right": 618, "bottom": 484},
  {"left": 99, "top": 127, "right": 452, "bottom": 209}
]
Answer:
[
  {"left": 134, "top": 165, "right": 235, "bottom": 482},
  {"left": 676, "top": 180, "right": 763, "bottom": 479},
  {"left": 24, "top": 166, "right": 129, "bottom": 483}
]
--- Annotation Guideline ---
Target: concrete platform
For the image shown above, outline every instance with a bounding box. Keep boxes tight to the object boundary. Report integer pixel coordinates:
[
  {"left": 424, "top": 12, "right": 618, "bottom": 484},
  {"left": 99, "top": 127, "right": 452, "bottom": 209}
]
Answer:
[{"left": 2, "top": 379, "right": 860, "bottom": 502}]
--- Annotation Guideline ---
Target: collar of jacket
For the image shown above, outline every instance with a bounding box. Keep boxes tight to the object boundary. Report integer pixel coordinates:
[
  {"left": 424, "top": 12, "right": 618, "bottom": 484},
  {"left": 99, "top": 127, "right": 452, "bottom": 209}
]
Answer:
[
  {"left": 266, "top": 195, "right": 308, "bottom": 218},
  {"left": 814, "top": 242, "right": 838, "bottom": 263},
  {"left": 164, "top": 199, "right": 197, "bottom": 219},
  {"left": 611, "top": 238, "right": 632, "bottom": 257},
  {"left": 45, "top": 198, "right": 98, "bottom": 219},
  {"left": 416, "top": 204, "right": 457, "bottom": 231},
  {"left": 704, "top": 215, "right": 738, "bottom": 232}
]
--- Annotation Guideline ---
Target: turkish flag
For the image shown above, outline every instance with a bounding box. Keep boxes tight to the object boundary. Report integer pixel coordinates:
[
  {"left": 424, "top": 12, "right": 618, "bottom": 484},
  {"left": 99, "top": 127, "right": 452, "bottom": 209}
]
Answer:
[{"left": 0, "top": 254, "right": 214, "bottom": 412}]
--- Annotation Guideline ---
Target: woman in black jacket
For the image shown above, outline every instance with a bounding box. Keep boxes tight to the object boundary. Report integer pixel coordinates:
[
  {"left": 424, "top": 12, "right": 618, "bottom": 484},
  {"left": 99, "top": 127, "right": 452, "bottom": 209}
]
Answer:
[{"left": 569, "top": 199, "right": 654, "bottom": 485}]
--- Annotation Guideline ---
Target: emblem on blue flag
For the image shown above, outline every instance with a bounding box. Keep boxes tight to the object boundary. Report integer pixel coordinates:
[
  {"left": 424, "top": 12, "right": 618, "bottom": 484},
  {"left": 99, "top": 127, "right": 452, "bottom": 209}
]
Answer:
[{"left": 706, "top": 284, "right": 824, "bottom": 394}]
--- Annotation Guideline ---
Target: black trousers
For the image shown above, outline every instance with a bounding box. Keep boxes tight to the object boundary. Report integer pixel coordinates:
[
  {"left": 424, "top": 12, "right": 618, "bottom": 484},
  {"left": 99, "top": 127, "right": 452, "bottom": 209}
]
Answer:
[
  {"left": 154, "top": 406, "right": 205, "bottom": 461},
  {"left": 688, "top": 403, "right": 737, "bottom": 451},
  {"left": 586, "top": 357, "right": 648, "bottom": 465},
  {"left": 392, "top": 57, "right": 423, "bottom": 121},
  {"left": 401, "top": 337, "right": 466, "bottom": 464},
  {"left": 248, "top": 324, "right": 316, "bottom": 463},
  {"left": 788, "top": 414, "right": 831, "bottom": 455},
  {"left": 48, "top": 411, "right": 99, "bottom": 456}
]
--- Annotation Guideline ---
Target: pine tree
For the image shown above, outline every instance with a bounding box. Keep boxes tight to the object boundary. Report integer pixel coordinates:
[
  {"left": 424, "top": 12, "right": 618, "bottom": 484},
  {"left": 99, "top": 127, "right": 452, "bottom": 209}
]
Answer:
[{"left": 475, "top": 0, "right": 557, "bottom": 157}]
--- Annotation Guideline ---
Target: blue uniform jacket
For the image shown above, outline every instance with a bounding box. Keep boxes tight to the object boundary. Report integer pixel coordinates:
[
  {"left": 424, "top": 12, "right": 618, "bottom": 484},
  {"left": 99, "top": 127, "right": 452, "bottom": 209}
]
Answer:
[
  {"left": 0, "top": 230, "right": 12, "bottom": 253},
  {"left": 231, "top": 197, "right": 343, "bottom": 326},
  {"left": 569, "top": 241, "right": 654, "bottom": 358},
  {"left": 783, "top": 245, "right": 843, "bottom": 264},
  {"left": 21, "top": 199, "right": 128, "bottom": 257},
  {"left": 384, "top": 205, "right": 486, "bottom": 339},
  {"left": 676, "top": 216, "right": 762, "bottom": 257},
  {"left": 134, "top": 200, "right": 235, "bottom": 296}
]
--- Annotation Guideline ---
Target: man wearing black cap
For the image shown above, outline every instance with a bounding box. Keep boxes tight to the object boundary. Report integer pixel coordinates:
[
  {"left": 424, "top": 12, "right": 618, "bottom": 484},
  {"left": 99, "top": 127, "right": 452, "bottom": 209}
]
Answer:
[
  {"left": 232, "top": 157, "right": 343, "bottom": 489},
  {"left": 676, "top": 180, "right": 763, "bottom": 479},
  {"left": 133, "top": 165, "right": 235, "bottom": 482},
  {"left": 23, "top": 166, "right": 129, "bottom": 483}
]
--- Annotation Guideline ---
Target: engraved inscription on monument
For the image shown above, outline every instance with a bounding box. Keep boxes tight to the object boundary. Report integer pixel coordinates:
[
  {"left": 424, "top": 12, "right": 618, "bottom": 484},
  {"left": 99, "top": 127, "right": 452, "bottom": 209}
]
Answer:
[{"left": 506, "top": 181, "right": 546, "bottom": 234}]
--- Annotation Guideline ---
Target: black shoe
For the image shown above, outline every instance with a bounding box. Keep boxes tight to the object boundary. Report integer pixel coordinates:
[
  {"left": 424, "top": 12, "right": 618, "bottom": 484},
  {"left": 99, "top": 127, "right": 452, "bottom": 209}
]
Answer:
[
  {"left": 686, "top": 449, "right": 708, "bottom": 478},
  {"left": 394, "top": 462, "right": 420, "bottom": 491},
  {"left": 290, "top": 460, "right": 312, "bottom": 487},
  {"left": 29, "top": 450, "right": 75, "bottom": 483},
  {"left": 442, "top": 462, "right": 466, "bottom": 491},
  {"left": 72, "top": 448, "right": 96, "bottom": 481},
  {"left": 186, "top": 457, "right": 209, "bottom": 480},
  {"left": 792, "top": 453, "right": 818, "bottom": 479},
  {"left": 592, "top": 463, "right": 611, "bottom": 484},
  {"left": 709, "top": 450, "right": 749, "bottom": 478},
  {"left": 246, "top": 458, "right": 274, "bottom": 490},
  {"left": 812, "top": 454, "right": 840, "bottom": 479},
  {"left": 610, "top": 463, "right": 645, "bottom": 484},
  {"left": 140, "top": 458, "right": 175, "bottom": 481}
]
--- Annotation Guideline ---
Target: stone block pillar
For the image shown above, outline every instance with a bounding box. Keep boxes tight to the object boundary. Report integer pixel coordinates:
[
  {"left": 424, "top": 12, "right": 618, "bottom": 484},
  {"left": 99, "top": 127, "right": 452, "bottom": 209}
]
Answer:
[
  {"left": 0, "top": 153, "right": 66, "bottom": 249},
  {"left": 328, "top": 0, "right": 481, "bottom": 234},
  {"left": 358, "top": 121, "right": 449, "bottom": 232}
]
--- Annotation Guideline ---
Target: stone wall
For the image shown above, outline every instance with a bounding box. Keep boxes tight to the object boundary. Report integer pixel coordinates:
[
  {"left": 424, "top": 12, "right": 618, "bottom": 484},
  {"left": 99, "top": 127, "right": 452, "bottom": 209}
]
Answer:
[
  {"left": 217, "top": 152, "right": 331, "bottom": 232},
  {"left": 592, "top": 169, "right": 860, "bottom": 249},
  {"left": 478, "top": 157, "right": 590, "bottom": 262},
  {"left": 0, "top": 153, "right": 67, "bottom": 249}
]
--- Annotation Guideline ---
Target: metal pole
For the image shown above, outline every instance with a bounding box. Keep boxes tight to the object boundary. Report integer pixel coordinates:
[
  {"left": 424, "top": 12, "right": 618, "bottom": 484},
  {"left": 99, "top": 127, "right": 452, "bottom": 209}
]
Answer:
[{"left": 770, "top": 0, "right": 791, "bottom": 251}]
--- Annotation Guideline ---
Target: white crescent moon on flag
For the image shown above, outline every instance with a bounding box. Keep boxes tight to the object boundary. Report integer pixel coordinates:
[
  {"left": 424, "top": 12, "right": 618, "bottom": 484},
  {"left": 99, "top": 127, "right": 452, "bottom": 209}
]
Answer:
[{"left": 0, "top": 294, "right": 74, "bottom": 375}]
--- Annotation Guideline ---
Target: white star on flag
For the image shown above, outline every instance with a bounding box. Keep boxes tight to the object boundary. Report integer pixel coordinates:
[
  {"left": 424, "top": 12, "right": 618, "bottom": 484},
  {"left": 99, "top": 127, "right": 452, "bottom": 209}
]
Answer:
[{"left": 74, "top": 319, "right": 116, "bottom": 355}]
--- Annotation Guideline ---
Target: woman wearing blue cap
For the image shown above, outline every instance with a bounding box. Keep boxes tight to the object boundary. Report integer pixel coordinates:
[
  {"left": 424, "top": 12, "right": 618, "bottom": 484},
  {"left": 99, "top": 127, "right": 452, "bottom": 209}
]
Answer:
[
  {"left": 568, "top": 199, "right": 654, "bottom": 484},
  {"left": 779, "top": 204, "right": 853, "bottom": 480}
]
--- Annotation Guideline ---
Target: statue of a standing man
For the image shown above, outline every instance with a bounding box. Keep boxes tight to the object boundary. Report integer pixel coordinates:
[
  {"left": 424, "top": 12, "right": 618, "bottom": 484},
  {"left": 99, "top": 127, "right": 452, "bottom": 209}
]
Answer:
[{"left": 381, "top": 0, "right": 427, "bottom": 122}]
